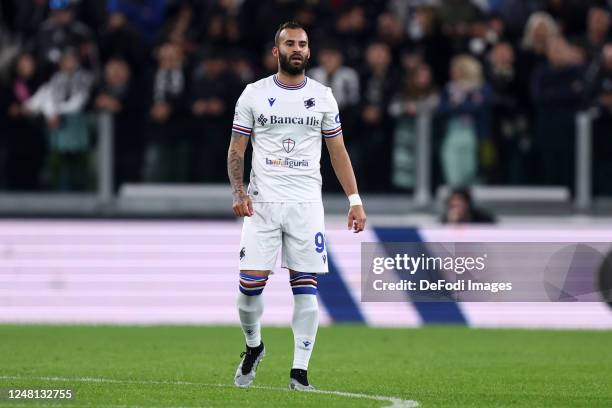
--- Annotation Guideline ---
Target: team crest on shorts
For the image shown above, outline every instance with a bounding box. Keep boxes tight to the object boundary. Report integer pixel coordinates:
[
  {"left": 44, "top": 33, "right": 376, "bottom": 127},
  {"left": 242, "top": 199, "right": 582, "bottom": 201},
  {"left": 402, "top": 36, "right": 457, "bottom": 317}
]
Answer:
[
  {"left": 240, "top": 247, "right": 246, "bottom": 260},
  {"left": 282, "top": 138, "right": 295, "bottom": 153},
  {"left": 322, "top": 254, "right": 327, "bottom": 264},
  {"left": 303, "top": 97, "right": 315, "bottom": 109}
]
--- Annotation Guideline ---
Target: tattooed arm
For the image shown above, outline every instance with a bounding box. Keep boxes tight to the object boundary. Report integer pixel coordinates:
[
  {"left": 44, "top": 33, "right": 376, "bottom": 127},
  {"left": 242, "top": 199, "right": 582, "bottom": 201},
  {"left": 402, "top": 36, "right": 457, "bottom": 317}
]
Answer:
[{"left": 227, "top": 131, "right": 253, "bottom": 217}]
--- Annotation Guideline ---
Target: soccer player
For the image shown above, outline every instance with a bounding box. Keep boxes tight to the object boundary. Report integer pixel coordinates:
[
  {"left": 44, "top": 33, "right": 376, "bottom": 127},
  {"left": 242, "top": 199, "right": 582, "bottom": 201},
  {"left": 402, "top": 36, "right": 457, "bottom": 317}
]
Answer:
[{"left": 228, "top": 21, "right": 366, "bottom": 391}]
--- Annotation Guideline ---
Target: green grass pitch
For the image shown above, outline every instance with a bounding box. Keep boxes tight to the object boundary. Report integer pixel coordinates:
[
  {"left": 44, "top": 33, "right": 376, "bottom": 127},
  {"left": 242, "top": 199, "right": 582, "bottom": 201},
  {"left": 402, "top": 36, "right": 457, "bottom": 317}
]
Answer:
[{"left": 0, "top": 325, "right": 611, "bottom": 407}]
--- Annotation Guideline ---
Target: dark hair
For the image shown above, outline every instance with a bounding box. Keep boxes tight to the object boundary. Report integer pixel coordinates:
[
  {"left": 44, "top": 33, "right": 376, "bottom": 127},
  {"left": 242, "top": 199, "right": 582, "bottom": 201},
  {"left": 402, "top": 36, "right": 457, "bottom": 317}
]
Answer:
[
  {"left": 10, "top": 52, "right": 36, "bottom": 81},
  {"left": 106, "top": 56, "right": 130, "bottom": 68},
  {"left": 274, "top": 21, "right": 305, "bottom": 46},
  {"left": 448, "top": 188, "right": 473, "bottom": 206},
  {"left": 402, "top": 63, "right": 435, "bottom": 99}
]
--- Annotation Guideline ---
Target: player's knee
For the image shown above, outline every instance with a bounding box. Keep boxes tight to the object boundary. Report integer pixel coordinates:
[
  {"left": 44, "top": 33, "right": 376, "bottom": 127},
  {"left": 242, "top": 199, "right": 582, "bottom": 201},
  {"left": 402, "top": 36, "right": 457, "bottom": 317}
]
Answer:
[
  {"left": 292, "top": 290, "right": 319, "bottom": 320},
  {"left": 238, "top": 272, "right": 269, "bottom": 297},
  {"left": 289, "top": 273, "right": 318, "bottom": 296}
]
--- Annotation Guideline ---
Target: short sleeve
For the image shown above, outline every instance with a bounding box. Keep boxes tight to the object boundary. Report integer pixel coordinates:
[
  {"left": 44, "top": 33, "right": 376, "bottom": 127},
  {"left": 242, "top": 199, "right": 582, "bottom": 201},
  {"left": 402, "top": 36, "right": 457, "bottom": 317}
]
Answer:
[
  {"left": 232, "top": 85, "right": 254, "bottom": 137},
  {"left": 321, "top": 87, "right": 342, "bottom": 138}
]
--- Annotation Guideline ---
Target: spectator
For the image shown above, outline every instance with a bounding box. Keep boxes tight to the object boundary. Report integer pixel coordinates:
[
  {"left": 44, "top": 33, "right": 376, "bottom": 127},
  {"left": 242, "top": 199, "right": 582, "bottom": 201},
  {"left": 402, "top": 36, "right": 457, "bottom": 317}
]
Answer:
[
  {"left": 142, "top": 42, "right": 189, "bottom": 183},
  {"left": 407, "top": 6, "right": 453, "bottom": 87},
  {"left": 438, "top": 0, "right": 484, "bottom": 54},
  {"left": 35, "top": 0, "right": 97, "bottom": 76},
  {"left": 388, "top": 63, "right": 439, "bottom": 190},
  {"left": 335, "top": 5, "right": 372, "bottom": 67},
  {"left": 438, "top": 54, "right": 492, "bottom": 187},
  {"left": 530, "top": 36, "right": 585, "bottom": 188},
  {"left": 293, "top": 4, "right": 334, "bottom": 44},
  {"left": 521, "top": 12, "right": 561, "bottom": 57},
  {"left": 2, "top": 0, "right": 612, "bottom": 197},
  {"left": 376, "top": 12, "right": 405, "bottom": 60},
  {"left": 494, "top": 0, "right": 539, "bottom": 42},
  {"left": 190, "top": 49, "right": 240, "bottom": 182},
  {"left": 98, "top": 11, "right": 145, "bottom": 73},
  {"left": 486, "top": 42, "right": 529, "bottom": 184},
  {"left": 575, "top": 6, "right": 611, "bottom": 63},
  {"left": 466, "top": 12, "right": 507, "bottom": 59},
  {"left": 387, "top": 0, "right": 441, "bottom": 37},
  {"left": 25, "top": 48, "right": 94, "bottom": 191},
  {"left": 441, "top": 187, "right": 496, "bottom": 224},
  {"left": 586, "top": 43, "right": 612, "bottom": 115},
  {"left": 517, "top": 12, "right": 560, "bottom": 111},
  {"left": 106, "top": 0, "right": 167, "bottom": 48},
  {"left": 157, "top": 2, "right": 199, "bottom": 58},
  {"left": 0, "top": 52, "right": 46, "bottom": 190},
  {"left": 92, "top": 57, "right": 144, "bottom": 190},
  {"left": 584, "top": 43, "right": 612, "bottom": 195},
  {"left": 356, "top": 41, "right": 397, "bottom": 191}
]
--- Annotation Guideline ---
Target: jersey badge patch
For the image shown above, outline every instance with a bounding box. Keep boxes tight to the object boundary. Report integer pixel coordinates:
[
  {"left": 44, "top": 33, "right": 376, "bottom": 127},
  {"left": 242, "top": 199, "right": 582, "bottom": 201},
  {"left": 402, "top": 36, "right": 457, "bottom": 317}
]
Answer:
[
  {"left": 303, "top": 97, "right": 315, "bottom": 109},
  {"left": 282, "top": 138, "right": 295, "bottom": 153}
]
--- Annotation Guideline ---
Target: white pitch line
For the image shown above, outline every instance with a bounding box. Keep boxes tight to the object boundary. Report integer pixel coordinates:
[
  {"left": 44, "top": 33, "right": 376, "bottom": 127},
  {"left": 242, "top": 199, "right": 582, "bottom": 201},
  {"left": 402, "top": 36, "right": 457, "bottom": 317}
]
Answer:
[
  {"left": 0, "top": 375, "right": 419, "bottom": 408},
  {"left": 0, "top": 404, "right": 197, "bottom": 408}
]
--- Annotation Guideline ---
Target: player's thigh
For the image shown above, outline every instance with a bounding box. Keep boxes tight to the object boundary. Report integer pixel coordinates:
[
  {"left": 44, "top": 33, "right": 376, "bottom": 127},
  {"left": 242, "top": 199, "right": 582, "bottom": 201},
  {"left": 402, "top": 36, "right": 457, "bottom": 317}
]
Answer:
[
  {"left": 281, "top": 202, "right": 328, "bottom": 273},
  {"left": 239, "top": 202, "right": 282, "bottom": 272}
]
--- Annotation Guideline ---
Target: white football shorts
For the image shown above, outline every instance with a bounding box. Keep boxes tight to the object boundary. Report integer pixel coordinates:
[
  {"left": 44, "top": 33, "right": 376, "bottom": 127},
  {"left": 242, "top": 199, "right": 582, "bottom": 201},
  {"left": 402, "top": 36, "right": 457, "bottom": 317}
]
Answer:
[{"left": 239, "top": 202, "right": 329, "bottom": 273}]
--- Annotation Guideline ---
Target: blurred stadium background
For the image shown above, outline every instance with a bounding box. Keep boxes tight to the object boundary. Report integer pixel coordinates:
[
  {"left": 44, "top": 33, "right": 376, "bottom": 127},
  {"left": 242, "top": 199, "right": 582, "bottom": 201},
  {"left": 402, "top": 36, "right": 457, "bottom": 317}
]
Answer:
[
  {"left": 1, "top": 1, "right": 612, "bottom": 406},
  {"left": 1, "top": 0, "right": 611, "bottom": 328}
]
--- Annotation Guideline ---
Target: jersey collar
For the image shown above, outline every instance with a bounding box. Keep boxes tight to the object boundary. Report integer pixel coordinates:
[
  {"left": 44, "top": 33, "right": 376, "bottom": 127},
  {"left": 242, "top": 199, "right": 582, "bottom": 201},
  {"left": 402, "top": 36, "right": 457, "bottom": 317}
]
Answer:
[{"left": 273, "top": 74, "right": 307, "bottom": 90}]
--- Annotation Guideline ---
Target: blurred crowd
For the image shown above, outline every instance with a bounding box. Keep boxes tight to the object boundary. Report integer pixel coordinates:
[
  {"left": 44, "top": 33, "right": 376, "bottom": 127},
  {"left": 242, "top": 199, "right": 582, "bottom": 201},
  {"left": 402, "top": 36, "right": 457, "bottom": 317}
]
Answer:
[{"left": 1, "top": 0, "right": 612, "bottom": 194}]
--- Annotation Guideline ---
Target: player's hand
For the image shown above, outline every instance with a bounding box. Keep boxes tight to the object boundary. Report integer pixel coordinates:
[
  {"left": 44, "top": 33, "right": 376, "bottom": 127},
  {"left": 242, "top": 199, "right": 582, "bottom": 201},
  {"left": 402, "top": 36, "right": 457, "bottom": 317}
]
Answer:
[
  {"left": 232, "top": 192, "right": 253, "bottom": 217},
  {"left": 348, "top": 205, "right": 366, "bottom": 233}
]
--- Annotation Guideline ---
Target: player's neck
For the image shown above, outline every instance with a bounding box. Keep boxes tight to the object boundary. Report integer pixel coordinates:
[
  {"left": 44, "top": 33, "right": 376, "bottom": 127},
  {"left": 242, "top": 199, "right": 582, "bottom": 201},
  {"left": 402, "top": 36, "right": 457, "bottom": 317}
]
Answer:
[{"left": 276, "top": 71, "right": 306, "bottom": 86}]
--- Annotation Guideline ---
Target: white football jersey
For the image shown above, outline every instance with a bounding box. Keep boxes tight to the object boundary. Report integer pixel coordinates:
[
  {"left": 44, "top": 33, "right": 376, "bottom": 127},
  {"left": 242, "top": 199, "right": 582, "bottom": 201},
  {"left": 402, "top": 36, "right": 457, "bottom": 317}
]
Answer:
[{"left": 232, "top": 74, "right": 342, "bottom": 203}]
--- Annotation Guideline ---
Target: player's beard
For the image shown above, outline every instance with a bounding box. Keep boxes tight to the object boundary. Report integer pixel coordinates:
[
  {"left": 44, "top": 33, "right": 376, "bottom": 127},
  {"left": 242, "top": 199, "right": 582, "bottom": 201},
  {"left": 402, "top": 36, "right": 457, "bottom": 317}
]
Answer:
[{"left": 278, "top": 50, "right": 308, "bottom": 76}]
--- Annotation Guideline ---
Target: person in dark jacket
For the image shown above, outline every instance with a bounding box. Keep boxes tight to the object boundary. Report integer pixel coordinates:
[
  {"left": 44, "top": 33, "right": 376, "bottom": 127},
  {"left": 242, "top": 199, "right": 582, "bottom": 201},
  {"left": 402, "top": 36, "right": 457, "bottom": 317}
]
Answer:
[
  {"left": 0, "top": 52, "right": 46, "bottom": 190},
  {"left": 189, "top": 48, "right": 240, "bottom": 182},
  {"left": 486, "top": 42, "right": 529, "bottom": 184},
  {"left": 106, "top": 0, "right": 167, "bottom": 47},
  {"left": 574, "top": 6, "right": 611, "bottom": 63},
  {"left": 356, "top": 41, "right": 398, "bottom": 191},
  {"left": 35, "top": 0, "right": 97, "bottom": 77},
  {"left": 92, "top": 57, "right": 145, "bottom": 190},
  {"left": 584, "top": 43, "right": 612, "bottom": 195},
  {"left": 142, "top": 42, "right": 190, "bottom": 182},
  {"left": 530, "top": 36, "right": 585, "bottom": 188},
  {"left": 98, "top": 12, "right": 145, "bottom": 73}
]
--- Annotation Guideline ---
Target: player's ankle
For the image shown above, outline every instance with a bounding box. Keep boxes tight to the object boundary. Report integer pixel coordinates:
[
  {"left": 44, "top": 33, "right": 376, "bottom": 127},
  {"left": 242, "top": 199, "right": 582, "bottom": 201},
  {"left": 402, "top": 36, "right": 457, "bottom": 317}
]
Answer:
[
  {"left": 290, "top": 368, "right": 309, "bottom": 386},
  {"left": 247, "top": 342, "right": 264, "bottom": 352}
]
